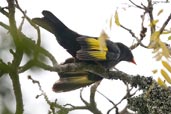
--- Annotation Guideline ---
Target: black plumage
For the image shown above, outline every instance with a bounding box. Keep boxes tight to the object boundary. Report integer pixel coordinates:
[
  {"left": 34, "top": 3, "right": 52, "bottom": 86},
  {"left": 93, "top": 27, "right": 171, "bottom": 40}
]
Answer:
[
  {"left": 33, "top": 10, "right": 81, "bottom": 57},
  {"left": 52, "top": 71, "right": 103, "bottom": 92},
  {"left": 32, "top": 10, "right": 135, "bottom": 92}
]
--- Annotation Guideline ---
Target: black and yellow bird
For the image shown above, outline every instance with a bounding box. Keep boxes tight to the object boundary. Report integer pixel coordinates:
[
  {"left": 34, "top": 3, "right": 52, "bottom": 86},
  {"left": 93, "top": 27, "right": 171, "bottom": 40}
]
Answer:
[{"left": 32, "top": 10, "right": 136, "bottom": 92}]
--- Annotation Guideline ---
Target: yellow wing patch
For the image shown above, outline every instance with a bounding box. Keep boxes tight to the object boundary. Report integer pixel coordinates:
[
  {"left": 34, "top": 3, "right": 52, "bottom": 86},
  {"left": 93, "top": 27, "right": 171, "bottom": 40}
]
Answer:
[
  {"left": 85, "top": 38, "right": 108, "bottom": 51},
  {"left": 88, "top": 51, "right": 107, "bottom": 60},
  {"left": 77, "top": 37, "right": 108, "bottom": 61},
  {"left": 67, "top": 76, "right": 93, "bottom": 84}
]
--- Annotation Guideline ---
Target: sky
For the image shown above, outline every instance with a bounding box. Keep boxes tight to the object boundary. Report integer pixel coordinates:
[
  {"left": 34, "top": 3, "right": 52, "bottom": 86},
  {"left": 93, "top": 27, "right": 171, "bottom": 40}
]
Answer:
[{"left": 0, "top": 0, "right": 171, "bottom": 114}]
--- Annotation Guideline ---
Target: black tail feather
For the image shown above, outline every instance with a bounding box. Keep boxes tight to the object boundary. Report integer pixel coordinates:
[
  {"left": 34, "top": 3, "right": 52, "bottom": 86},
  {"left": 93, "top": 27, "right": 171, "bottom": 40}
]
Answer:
[
  {"left": 52, "top": 71, "right": 103, "bottom": 92},
  {"left": 32, "top": 10, "right": 81, "bottom": 57}
]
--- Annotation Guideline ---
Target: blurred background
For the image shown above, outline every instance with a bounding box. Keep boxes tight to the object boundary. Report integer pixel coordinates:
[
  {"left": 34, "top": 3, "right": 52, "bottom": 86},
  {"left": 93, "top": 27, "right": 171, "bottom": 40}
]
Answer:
[{"left": 0, "top": 0, "right": 170, "bottom": 114}]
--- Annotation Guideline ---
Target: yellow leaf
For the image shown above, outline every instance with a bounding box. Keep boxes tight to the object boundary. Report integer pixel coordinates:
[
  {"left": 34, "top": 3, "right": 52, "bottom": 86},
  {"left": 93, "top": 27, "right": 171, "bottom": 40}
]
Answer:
[
  {"left": 162, "top": 31, "right": 171, "bottom": 34},
  {"left": 98, "top": 30, "right": 108, "bottom": 52},
  {"left": 150, "top": 31, "right": 160, "bottom": 41},
  {"left": 157, "top": 77, "right": 167, "bottom": 88},
  {"left": 162, "top": 61, "right": 171, "bottom": 73},
  {"left": 152, "top": 48, "right": 160, "bottom": 53},
  {"left": 159, "top": 41, "right": 170, "bottom": 58},
  {"left": 148, "top": 41, "right": 158, "bottom": 49},
  {"left": 161, "top": 69, "right": 171, "bottom": 84},
  {"left": 99, "top": 30, "right": 108, "bottom": 40},
  {"left": 148, "top": 31, "right": 160, "bottom": 49},
  {"left": 109, "top": 16, "right": 113, "bottom": 29},
  {"left": 153, "top": 52, "right": 162, "bottom": 61},
  {"left": 168, "top": 36, "right": 171, "bottom": 40},
  {"left": 114, "top": 11, "right": 120, "bottom": 26},
  {"left": 152, "top": 69, "right": 158, "bottom": 74},
  {"left": 157, "top": 9, "right": 163, "bottom": 16},
  {"left": 149, "top": 20, "right": 159, "bottom": 27}
]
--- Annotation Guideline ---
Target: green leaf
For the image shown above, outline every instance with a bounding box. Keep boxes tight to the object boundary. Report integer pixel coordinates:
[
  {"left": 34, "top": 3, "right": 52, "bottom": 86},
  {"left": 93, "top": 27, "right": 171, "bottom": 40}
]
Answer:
[{"left": 168, "top": 36, "right": 171, "bottom": 40}]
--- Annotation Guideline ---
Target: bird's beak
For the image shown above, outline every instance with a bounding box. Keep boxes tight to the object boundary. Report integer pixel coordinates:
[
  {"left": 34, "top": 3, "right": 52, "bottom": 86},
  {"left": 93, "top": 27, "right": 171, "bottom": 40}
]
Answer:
[{"left": 131, "top": 59, "right": 136, "bottom": 65}]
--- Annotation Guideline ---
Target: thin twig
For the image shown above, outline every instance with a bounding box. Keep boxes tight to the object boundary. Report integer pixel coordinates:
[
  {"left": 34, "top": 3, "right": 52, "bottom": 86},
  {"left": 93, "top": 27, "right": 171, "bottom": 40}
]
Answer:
[
  {"left": 15, "top": 0, "right": 41, "bottom": 58},
  {"left": 18, "top": 12, "right": 26, "bottom": 31},
  {"left": 120, "top": 25, "right": 139, "bottom": 40},
  {"left": 15, "top": 0, "right": 42, "bottom": 64},
  {"left": 97, "top": 90, "right": 116, "bottom": 106},
  {"left": 159, "top": 13, "right": 171, "bottom": 34},
  {"left": 80, "top": 88, "right": 89, "bottom": 106},
  {"left": 15, "top": 0, "right": 58, "bottom": 66},
  {"left": 96, "top": 90, "right": 119, "bottom": 114},
  {"left": 147, "top": 0, "right": 155, "bottom": 33},
  {"left": 128, "top": 0, "right": 144, "bottom": 9},
  {"left": 0, "top": 59, "right": 10, "bottom": 73},
  {"left": 89, "top": 82, "right": 102, "bottom": 114},
  {"left": 28, "top": 76, "right": 57, "bottom": 114},
  {"left": 0, "top": 21, "right": 9, "bottom": 30},
  {"left": 0, "top": 6, "right": 9, "bottom": 17},
  {"left": 64, "top": 103, "right": 88, "bottom": 111},
  {"left": 18, "top": 59, "right": 56, "bottom": 73},
  {"left": 0, "top": 20, "right": 58, "bottom": 69},
  {"left": 120, "top": 24, "right": 147, "bottom": 49},
  {"left": 134, "top": 11, "right": 148, "bottom": 49}
]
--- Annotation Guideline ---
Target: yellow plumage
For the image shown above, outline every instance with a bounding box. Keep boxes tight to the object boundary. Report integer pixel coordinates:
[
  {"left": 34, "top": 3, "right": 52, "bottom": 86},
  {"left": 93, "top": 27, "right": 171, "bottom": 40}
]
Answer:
[
  {"left": 66, "top": 76, "right": 92, "bottom": 84},
  {"left": 83, "top": 37, "right": 108, "bottom": 60},
  {"left": 88, "top": 51, "right": 107, "bottom": 60},
  {"left": 85, "top": 38, "right": 108, "bottom": 51}
]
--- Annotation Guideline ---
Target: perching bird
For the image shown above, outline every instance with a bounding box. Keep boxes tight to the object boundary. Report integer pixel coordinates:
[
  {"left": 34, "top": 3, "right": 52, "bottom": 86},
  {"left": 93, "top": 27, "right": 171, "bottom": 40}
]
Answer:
[{"left": 32, "top": 10, "right": 136, "bottom": 92}]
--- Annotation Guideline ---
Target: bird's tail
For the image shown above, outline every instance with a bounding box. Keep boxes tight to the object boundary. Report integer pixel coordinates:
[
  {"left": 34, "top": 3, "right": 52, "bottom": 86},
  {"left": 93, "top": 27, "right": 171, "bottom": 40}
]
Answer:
[
  {"left": 52, "top": 71, "right": 102, "bottom": 92},
  {"left": 32, "top": 10, "right": 81, "bottom": 57},
  {"left": 32, "top": 10, "right": 68, "bottom": 35}
]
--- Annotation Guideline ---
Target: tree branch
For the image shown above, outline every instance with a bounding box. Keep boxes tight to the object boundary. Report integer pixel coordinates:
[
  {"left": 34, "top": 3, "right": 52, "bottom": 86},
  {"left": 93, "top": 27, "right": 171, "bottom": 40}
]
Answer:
[
  {"left": 128, "top": 0, "right": 144, "bottom": 9},
  {"left": 6, "top": 0, "right": 24, "bottom": 113},
  {"left": 159, "top": 13, "right": 171, "bottom": 34},
  {"left": 0, "top": 21, "right": 9, "bottom": 30},
  {"left": 0, "top": 6, "right": 9, "bottom": 18},
  {"left": 27, "top": 61, "right": 155, "bottom": 114},
  {"left": 15, "top": 0, "right": 41, "bottom": 47},
  {"left": 88, "top": 82, "right": 102, "bottom": 114},
  {"left": 147, "top": 0, "right": 155, "bottom": 33}
]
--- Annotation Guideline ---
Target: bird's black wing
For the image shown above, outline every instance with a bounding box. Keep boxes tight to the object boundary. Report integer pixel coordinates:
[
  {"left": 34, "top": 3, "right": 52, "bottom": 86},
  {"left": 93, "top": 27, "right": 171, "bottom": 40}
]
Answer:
[{"left": 32, "top": 10, "right": 81, "bottom": 57}]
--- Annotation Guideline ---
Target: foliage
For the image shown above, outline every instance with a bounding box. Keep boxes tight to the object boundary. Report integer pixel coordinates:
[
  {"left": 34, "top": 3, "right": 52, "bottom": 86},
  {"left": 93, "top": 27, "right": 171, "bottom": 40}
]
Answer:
[{"left": 128, "top": 83, "right": 171, "bottom": 114}]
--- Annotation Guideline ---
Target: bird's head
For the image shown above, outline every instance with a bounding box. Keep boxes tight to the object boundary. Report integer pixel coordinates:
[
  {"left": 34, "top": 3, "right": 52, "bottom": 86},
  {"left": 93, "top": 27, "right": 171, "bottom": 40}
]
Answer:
[{"left": 117, "top": 43, "right": 136, "bottom": 65}]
